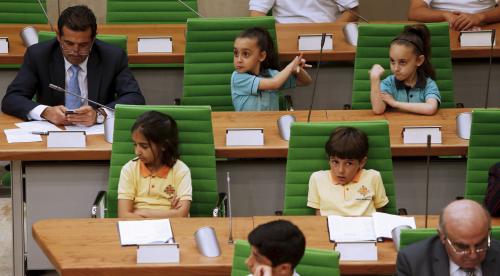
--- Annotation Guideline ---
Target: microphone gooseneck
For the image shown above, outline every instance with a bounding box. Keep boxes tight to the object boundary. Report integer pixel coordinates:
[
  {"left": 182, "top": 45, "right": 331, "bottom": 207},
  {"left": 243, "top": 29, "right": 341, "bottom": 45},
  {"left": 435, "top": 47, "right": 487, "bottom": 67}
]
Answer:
[
  {"left": 226, "top": 172, "right": 233, "bottom": 244},
  {"left": 48, "top": 84, "right": 115, "bottom": 112},
  {"left": 484, "top": 29, "right": 495, "bottom": 109},
  {"left": 177, "top": 0, "right": 204, "bottom": 17},
  {"left": 424, "top": 134, "right": 431, "bottom": 228},
  {"left": 307, "top": 33, "right": 326, "bottom": 123},
  {"left": 36, "top": 0, "right": 55, "bottom": 31},
  {"left": 332, "top": 0, "right": 369, "bottom": 23}
]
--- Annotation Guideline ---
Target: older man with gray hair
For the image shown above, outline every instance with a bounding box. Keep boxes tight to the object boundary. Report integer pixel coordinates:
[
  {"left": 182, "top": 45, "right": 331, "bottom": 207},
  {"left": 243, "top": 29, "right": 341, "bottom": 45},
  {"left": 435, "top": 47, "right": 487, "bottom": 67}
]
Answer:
[{"left": 396, "top": 199, "right": 500, "bottom": 275}]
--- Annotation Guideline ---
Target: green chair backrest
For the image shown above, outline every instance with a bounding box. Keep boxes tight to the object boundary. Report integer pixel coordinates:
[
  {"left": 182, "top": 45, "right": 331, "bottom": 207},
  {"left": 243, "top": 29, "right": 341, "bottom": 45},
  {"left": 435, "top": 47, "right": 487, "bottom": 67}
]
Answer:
[
  {"left": 0, "top": 0, "right": 47, "bottom": 24},
  {"left": 465, "top": 109, "right": 500, "bottom": 203},
  {"left": 232, "top": 240, "right": 340, "bottom": 276},
  {"left": 399, "top": 226, "right": 500, "bottom": 250},
  {"left": 38, "top": 31, "right": 128, "bottom": 52},
  {"left": 284, "top": 121, "right": 397, "bottom": 215},
  {"left": 182, "top": 17, "right": 277, "bottom": 111},
  {"left": 353, "top": 22, "right": 454, "bottom": 109},
  {"left": 107, "top": 0, "right": 198, "bottom": 24},
  {"left": 107, "top": 104, "right": 218, "bottom": 218}
]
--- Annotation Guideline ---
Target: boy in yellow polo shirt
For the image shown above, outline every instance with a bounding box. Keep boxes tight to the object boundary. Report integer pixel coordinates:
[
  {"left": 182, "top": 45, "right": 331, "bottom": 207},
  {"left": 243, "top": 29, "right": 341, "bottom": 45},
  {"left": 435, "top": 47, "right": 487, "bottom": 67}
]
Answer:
[{"left": 307, "top": 127, "right": 388, "bottom": 216}]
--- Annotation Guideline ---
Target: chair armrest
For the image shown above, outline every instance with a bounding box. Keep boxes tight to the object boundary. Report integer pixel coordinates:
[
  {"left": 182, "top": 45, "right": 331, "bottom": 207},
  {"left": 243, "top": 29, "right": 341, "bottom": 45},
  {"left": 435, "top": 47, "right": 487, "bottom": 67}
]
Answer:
[
  {"left": 398, "top": 208, "right": 408, "bottom": 216},
  {"left": 213, "top": 192, "right": 227, "bottom": 217},
  {"left": 91, "top": 190, "right": 107, "bottom": 218},
  {"left": 456, "top": 103, "right": 464, "bottom": 108},
  {"left": 343, "top": 104, "right": 352, "bottom": 110},
  {"left": 174, "top": 98, "right": 181, "bottom": 105}
]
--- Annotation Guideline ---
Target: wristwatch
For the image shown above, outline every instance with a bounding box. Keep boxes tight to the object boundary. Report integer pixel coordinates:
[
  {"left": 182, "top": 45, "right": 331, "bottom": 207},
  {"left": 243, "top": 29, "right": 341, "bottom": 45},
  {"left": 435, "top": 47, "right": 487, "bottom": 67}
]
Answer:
[{"left": 95, "top": 108, "right": 106, "bottom": 124}]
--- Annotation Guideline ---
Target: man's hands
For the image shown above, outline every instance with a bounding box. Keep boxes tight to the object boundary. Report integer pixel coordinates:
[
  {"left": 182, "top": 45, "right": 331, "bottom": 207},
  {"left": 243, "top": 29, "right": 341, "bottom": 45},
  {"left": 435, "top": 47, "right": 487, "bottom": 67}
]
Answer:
[
  {"left": 444, "top": 11, "right": 484, "bottom": 31},
  {"left": 42, "top": 105, "right": 98, "bottom": 126},
  {"left": 65, "top": 106, "right": 97, "bottom": 126}
]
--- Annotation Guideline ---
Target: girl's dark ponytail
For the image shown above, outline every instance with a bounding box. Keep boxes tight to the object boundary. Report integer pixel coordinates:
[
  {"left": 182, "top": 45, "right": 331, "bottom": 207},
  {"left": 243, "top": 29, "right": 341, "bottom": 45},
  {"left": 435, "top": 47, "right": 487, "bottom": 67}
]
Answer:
[{"left": 392, "top": 24, "right": 436, "bottom": 81}]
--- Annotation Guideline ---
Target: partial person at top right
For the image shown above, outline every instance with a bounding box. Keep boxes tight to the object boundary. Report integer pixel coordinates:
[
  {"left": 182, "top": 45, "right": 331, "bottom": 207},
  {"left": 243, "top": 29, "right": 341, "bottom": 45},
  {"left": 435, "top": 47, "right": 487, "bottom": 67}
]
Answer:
[
  {"left": 249, "top": 0, "right": 360, "bottom": 24},
  {"left": 408, "top": 0, "right": 500, "bottom": 31}
]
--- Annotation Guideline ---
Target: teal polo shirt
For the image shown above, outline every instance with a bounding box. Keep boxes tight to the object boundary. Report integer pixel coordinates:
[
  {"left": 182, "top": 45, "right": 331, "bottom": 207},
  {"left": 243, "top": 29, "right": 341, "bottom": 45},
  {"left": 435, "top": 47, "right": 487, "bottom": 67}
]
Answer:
[
  {"left": 231, "top": 69, "right": 296, "bottom": 111},
  {"left": 380, "top": 75, "right": 441, "bottom": 104}
]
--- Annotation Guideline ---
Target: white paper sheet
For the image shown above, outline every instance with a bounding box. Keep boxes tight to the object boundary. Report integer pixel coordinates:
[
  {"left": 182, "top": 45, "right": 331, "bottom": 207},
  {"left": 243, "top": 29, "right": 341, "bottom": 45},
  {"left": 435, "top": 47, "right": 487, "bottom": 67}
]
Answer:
[
  {"left": 118, "top": 219, "right": 174, "bottom": 246},
  {"left": 65, "top": 124, "right": 104, "bottom": 135},
  {"left": 15, "top": 121, "right": 61, "bottom": 132},
  {"left": 4, "top": 128, "right": 42, "bottom": 143},
  {"left": 372, "top": 212, "right": 416, "bottom": 239},
  {"left": 327, "top": 215, "right": 376, "bottom": 242}
]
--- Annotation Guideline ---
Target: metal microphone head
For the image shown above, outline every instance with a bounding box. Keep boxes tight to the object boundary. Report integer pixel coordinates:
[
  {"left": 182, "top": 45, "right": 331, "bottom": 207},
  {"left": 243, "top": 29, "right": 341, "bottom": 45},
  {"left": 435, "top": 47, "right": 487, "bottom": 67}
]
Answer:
[
  {"left": 48, "top": 83, "right": 64, "bottom": 92},
  {"left": 491, "top": 29, "right": 496, "bottom": 45}
]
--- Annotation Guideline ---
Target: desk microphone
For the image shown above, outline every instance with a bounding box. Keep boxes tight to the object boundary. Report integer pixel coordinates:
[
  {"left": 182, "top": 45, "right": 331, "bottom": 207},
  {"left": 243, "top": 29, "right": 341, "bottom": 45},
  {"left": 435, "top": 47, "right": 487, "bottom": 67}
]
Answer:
[
  {"left": 484, "top": 29, "right": 495, "bottom": 109},
  {"left": 226, "top": 172, "right": 233, "bottom": 244},
  {"left": 307, "top": 33, "right": 327, "bottom": 123},
  {"left": 49, "top": 84, "right": 115, "bottom": 112},
  {"left": 177, "top": 0, "right": 204, "bottom": 17},
  {"left": 424, "top": 134, "right": 431, "bottom": 228},
  {"left": 36, "top": 0, "right": 55, "bottom": 31}
]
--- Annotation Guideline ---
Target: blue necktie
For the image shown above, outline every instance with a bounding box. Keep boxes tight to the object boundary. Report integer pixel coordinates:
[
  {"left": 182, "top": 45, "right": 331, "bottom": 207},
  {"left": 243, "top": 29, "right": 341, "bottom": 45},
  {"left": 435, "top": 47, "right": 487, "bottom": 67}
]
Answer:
[{"left": 66, "top": 64, "right": 82, "bottom": 109}]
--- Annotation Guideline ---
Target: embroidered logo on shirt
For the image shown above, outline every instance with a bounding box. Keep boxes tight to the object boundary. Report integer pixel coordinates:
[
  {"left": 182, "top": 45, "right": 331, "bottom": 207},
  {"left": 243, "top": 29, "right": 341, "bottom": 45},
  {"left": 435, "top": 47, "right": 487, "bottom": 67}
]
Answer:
[
  {"left": 164, "top": 185, "right": 175, "bottom": 200},
  {"left": 356, "top": 185, "right": 372, "bottom": 200}
]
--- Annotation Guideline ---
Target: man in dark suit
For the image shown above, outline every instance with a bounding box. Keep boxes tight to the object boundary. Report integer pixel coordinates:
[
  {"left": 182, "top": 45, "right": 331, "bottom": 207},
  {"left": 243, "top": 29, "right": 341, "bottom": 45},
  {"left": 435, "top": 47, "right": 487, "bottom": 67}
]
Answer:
[
  {"left": 396, "top": 199, "right": 500, "bottom": 275},
  {"left": 1, "top": 5, "right": 145, "bottom": 126}
]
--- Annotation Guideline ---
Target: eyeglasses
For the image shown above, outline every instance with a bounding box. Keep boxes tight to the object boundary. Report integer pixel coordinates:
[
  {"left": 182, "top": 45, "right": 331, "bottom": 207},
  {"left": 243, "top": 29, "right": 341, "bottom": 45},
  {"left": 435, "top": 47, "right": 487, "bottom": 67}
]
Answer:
[
  {"left": 60, "top": 39, "right": 93, "bottom": 56},
  {"left": 445, "top": 234, "right": 490, "bottom": 255}
]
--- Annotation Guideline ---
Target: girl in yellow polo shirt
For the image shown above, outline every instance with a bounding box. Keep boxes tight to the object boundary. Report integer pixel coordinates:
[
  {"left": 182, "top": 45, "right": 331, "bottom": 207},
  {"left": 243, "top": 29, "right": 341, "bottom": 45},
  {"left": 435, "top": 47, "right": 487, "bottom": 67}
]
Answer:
[
  {"left": 307, "top": 127, "right": 388, "bottom": 216},
  {"left": 117, "top": 111, "right": 192, "bottom": 218}
]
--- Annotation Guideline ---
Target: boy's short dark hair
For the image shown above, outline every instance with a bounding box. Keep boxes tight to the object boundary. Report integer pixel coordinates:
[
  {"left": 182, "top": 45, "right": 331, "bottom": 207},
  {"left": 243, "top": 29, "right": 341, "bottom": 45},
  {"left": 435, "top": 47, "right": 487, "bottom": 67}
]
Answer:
[
  {"left": 325, "top": 127, "right": 369, "bottom": 161},
  {"left": 248, "top": 220, "right": 306, "bottom": 269},
  {"left": 131, "top": 111, "right": 179, "bottom": 167},
  {"left": 58, "top": 5, "right": 97, "bottom": 38}
]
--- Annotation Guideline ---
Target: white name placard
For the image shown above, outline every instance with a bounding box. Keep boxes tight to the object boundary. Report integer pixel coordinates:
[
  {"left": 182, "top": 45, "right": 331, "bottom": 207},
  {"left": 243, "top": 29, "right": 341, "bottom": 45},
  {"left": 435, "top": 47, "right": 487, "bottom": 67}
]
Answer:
[
  {"left": 298, "top": 34, "right": 333, "bottom": 51},
  {"left": 47, "top": 131, "right": 86, "bottom": 148},
  {"left": 226, "top": 128, "right": 264, "bottom": 146},
  {"left": 0, "top": 37, "right": 8, "bottom": 54},
  {"left": 138, "top": 36, "right": 173, "bottom": 53},
  {"left": 402, "top": 126, "right": 442, "bottom": 144},
  {"left": 137, "top": 243, "right": 180, "bottom": 264}
]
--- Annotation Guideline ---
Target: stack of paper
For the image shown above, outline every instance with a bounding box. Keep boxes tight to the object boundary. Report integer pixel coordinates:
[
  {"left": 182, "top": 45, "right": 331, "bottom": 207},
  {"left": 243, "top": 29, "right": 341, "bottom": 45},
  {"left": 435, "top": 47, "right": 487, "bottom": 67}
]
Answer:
[
  {"left": 117, "top": 219, "right": 174, "bottom": 246},
  {"left": 4, "top": 129, "right": 42, "bottom": 143}
]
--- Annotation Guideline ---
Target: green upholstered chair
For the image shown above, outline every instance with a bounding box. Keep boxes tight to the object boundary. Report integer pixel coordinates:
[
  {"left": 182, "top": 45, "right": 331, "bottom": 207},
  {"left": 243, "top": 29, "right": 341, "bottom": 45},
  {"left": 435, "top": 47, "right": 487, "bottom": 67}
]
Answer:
[
  {"left": 465, "top": 109, "right": 500, "bottom": 203},
  {"left": 182, "top": 17, "right": 279, "bottom": 111},
  {"left": 0, "top": 0, "right": 47, "bottom": 24},
  {"left": 231, "top": 240, "right": 340, "bottom": 276},
  {"left": 107, "top": 0, "right": 198, "bottom": 24},
  {"left": 38, "top": 31, "right": 128, "bottom": 52},
  {"left": 352, "top": 22, "right": 455, "bottom": 109},
  {"left": 283, "top": 120, "right": 398, "bottom": 215},
  {"left": 93, "top": 104, "right": 218, "bottom": 218},
  {"left": 399, "top": 227, "right": 500, "bottom": 250}
]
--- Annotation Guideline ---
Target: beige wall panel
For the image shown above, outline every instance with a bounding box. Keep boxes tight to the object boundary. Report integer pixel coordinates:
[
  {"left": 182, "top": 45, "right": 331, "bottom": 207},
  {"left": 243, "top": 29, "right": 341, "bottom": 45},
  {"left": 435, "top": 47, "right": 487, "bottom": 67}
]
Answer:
[
  {"left": 58, "top": 0, "right": 106, "bottom": 24},
  {"left": 198, "top": 0, "right": 249, "bottom": 17}
]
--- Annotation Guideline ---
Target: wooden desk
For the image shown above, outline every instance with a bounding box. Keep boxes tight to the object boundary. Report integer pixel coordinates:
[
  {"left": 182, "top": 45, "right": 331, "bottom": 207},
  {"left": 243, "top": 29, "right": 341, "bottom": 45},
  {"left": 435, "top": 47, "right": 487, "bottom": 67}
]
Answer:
[
  {"left": 32, "top": 217, "right": 254, "bottom": 276},
  {"left": 327, "top": 108, "right": 470, "bottom": 157},
  {"left": 2, "top": 22, "right": 500, "bottom": 65}
]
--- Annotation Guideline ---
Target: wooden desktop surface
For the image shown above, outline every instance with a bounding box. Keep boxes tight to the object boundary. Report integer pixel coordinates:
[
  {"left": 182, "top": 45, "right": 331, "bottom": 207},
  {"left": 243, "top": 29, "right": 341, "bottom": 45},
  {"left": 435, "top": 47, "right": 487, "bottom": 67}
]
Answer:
[
  {"left": 33, "top": 216, "right": 500, "bottom": 275},
  {"left": 0, "top": 109, "right": 469, "bottom": 161},
  {"left": 2, "top": 22, "right": 500, "bottom": 64},
  {"left": 32, "top": 217, "right": 254, "bottom": 276}
]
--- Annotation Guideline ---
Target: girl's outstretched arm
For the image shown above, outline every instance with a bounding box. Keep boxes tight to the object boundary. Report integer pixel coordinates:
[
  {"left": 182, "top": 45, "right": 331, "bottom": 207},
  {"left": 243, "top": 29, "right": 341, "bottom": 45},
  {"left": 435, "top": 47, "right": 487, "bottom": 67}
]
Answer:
[
  {"left": 258, "top": 54, "right": 302, "bottom": 91},
  {"left": 369, "top": 64, "right": 387, "bottom": 115},
  {"left": 381, "top": 94, "right": 439, "bottom": 115}
]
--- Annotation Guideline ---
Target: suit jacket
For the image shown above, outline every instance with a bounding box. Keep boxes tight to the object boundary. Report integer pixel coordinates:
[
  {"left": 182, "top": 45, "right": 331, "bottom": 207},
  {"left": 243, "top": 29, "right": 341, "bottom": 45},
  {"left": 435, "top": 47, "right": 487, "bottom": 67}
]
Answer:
[
  {"left": 1, "top": 38, "right": 145, "bottom": 120},
  {"left": 396, "top": 235, "right": 500, "bottom": 276}
]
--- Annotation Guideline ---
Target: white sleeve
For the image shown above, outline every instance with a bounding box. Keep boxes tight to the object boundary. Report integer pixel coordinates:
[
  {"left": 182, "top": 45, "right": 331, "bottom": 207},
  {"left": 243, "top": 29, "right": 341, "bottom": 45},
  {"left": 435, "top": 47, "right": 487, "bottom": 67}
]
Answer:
[
  {"left": 27, "top": 105, "right": 48, "bottom": 121},
  {"left": 336, "top": 0, "right": 359, "bottom": 11},
  {"left": 249, "top": 0, "right": 275, "bottom": 13}
]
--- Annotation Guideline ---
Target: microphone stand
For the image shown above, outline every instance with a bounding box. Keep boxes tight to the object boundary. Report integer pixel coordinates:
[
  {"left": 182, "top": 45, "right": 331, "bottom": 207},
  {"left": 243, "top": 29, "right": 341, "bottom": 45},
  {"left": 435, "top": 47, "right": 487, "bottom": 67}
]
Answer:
[
  {"left": 177, "top": 0, "right": 204, "bottom": 17},
  {"left": 332, "top": 0, "right": 369, "bottom": 23},
  {"left": 226, "top": 172, "right": 233, "bottom": 244},
  {"left": 307, "top": 33, "right": 326, "bottom": 122},
  {"left": 49, "top": 84, "right": 115, "bottom": 112},
  {"left": 424, "top": 135, "right": 431, "bottom": 228},
  {"left": 36, "top": 0, "right": 55, "bottom": 31}
]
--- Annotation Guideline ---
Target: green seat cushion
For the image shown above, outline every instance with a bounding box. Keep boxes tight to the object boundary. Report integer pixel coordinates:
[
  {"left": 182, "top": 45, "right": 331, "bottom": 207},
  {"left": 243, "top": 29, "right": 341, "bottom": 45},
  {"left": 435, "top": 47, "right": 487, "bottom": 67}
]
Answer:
[
  {"left": 0, "top": 0, "right": 47, "bottom": 24},
  {"left": 107, "top": 0, "right": 198, "bottom": 24}
]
